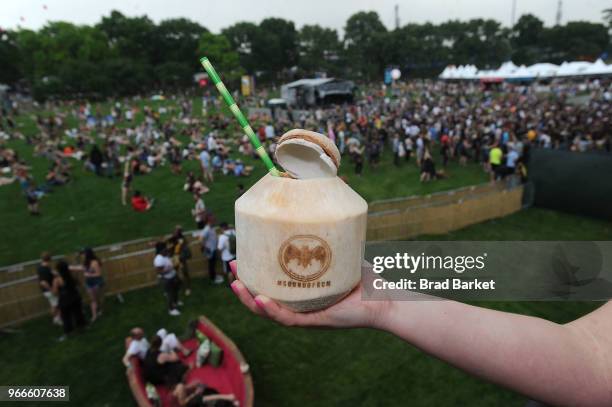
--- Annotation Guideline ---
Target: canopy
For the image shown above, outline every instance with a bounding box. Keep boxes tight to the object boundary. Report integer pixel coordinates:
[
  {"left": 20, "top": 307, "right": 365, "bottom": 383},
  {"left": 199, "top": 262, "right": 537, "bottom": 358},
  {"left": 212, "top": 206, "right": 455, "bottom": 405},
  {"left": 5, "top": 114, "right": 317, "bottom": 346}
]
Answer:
[{"left": 439, "top": 60, "right": 612, "bottom": 80}]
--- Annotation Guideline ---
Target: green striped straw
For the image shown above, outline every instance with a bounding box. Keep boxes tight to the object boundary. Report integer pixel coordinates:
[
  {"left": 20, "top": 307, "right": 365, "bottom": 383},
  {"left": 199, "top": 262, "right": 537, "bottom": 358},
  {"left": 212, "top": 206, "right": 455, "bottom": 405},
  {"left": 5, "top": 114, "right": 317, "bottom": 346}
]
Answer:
[{"left": 199, "top": 57, "right": 280, "bottom": 177}]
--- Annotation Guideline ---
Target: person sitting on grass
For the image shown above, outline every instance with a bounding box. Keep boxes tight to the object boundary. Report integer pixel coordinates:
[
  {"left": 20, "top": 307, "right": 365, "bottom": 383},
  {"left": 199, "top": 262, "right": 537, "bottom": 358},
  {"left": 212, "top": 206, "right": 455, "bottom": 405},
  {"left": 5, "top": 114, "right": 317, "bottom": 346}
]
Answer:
[
  {"left": 419, "top": 149, "right": 447, "bottom": 183},
  {"left": 131, "top": 190, "right": 154, "bottom": 212},
  {"left": 123, "top": 327, "right": 149, "bottom": 367}
]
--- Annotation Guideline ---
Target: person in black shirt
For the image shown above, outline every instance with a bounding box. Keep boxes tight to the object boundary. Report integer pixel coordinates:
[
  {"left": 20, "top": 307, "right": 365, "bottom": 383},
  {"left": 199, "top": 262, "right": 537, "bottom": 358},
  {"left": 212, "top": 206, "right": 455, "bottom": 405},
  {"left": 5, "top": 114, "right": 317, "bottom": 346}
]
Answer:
[
  {"left": 52, "top": 260, "right": 86, "bottom": 340},
  {"left": 143, "top": 335, "right": 187, "bottom": 387},
  {"left": 37, "top": 252, "right": 61, "bottom": 325}
]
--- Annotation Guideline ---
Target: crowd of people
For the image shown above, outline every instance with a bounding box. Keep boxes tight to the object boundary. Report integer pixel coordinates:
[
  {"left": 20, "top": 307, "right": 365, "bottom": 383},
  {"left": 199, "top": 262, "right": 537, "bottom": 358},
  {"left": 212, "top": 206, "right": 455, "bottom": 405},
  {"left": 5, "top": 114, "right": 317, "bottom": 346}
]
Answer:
[
  {"left": 1, "top": 78, "right": 610, "bottom": 218},
  {"left": 36, "top": 219, "right": 237, "bottom": 340},
  {"left": 123, "top": 325, "right": 240, "bottom": 406},
  {"left": 6, "top": 76, "right": 612, "bottom": 335}
]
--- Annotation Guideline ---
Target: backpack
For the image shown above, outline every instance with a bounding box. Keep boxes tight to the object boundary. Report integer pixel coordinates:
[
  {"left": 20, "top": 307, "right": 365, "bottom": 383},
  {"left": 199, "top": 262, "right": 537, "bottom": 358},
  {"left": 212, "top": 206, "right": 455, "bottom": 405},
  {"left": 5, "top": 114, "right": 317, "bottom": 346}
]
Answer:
[{"left": 227, "top": 232, "right": 236, "bottom": 257}]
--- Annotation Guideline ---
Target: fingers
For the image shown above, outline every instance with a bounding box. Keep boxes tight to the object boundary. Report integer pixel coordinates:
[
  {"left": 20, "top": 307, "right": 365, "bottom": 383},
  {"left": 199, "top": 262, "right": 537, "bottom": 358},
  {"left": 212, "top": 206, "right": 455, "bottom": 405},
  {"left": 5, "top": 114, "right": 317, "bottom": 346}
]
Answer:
[
  {"left": 229, "top": 260, "right": 237, "bottom": 279},
  {"left": 229, "top": 261, "right": 327, "bottom": 327},
  {"left": 230, "top": 280, "right": 265, "bottom": 317},
  {"left": 252, "top": 295, "right": 326, "bottom": 327}
]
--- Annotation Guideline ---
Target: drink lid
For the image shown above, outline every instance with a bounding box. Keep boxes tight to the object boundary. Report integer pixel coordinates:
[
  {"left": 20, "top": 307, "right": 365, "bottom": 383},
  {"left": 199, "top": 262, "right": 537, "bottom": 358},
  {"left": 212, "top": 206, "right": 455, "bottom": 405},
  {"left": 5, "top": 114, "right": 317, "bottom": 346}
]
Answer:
[{"left": 275, "top": 129, "right": 340, "bottom": 179}]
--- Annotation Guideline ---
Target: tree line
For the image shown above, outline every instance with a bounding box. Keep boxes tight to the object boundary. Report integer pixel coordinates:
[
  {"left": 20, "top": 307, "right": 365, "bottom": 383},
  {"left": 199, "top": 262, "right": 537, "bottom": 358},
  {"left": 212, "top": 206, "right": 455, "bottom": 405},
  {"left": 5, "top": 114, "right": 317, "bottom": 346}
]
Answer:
[{"left": 0, "top": 9, "right": 610, "bottom": 100}]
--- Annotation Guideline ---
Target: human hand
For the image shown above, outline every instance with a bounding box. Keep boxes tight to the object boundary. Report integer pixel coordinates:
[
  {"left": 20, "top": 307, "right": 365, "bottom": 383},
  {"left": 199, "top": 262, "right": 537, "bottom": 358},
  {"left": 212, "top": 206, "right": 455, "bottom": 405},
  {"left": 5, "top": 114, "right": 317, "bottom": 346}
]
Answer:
[{"left": 229, "top": 260, "right": 389, "bottom": 329}]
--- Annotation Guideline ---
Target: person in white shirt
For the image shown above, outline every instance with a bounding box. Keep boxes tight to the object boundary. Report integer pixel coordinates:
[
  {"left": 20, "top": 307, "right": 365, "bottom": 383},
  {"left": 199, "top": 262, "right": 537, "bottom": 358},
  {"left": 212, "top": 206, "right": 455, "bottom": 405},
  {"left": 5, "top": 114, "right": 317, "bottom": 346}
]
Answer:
[
  {"left": 156, "top": 328, "right": 191, "bottom": 355},
  {"left": 192, "top": 193, "right": 206, "bottom": 229},
  {"left": 217, "top": 222, "right": 236, "bottom": 283},
  {"left": 264, "top": 124, "right": 275, "bottom": 140},
  {"left": 122, "top": 327, "right": 150, "bottom": 367},
  {"left": 199, "top": 149, "right": 213, "bottom": 183},
  {"left": 207, "top": 133, "right": 217, "bottom": 152},
  {"left": 153, "top": 242, "right": 181, "bottom": 316}
]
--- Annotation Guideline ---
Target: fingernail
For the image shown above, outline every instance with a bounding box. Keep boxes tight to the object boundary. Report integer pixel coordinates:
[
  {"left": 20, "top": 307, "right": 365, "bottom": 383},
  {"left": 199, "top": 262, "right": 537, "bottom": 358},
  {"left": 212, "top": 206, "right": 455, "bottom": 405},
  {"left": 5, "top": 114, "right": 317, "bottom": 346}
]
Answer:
[
  {"left": 230, "top": 281, "right": 239, "bottom": 295},
  {"left": 254, "top": 297, "right": 265, "bottom": 309}
]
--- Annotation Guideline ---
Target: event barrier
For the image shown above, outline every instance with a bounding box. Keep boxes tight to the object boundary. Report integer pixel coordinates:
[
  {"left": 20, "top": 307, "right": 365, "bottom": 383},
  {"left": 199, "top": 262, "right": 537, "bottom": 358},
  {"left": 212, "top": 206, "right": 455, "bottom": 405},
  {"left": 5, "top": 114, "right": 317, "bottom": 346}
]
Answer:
[{"left": 0, "top": 182, "right": 523, "bottom": 328}]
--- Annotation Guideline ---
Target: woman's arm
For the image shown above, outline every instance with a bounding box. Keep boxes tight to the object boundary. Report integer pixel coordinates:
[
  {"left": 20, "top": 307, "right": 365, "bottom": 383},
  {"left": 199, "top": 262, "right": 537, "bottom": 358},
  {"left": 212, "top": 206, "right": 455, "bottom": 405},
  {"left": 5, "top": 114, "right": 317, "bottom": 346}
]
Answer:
[
  {"left": 229, "top": 261, "right": 612, "bottom": 406},
  {"left": 51, "top": 276, "right": 63, "bottom": 295},
  {"left": 378, "top": 299, "right": 612, "bottom": 406},
  {"left": 158, "top": 351, "right": 179, "bottom": 364}
]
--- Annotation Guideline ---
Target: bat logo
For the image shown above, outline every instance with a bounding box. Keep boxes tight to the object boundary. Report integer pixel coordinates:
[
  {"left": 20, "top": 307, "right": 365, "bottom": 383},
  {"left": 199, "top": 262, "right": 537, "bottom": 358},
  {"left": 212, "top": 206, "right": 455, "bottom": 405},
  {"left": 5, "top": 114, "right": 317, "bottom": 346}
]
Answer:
[{"left": 278, "top": 235, "right": 331, "bottom": 282}]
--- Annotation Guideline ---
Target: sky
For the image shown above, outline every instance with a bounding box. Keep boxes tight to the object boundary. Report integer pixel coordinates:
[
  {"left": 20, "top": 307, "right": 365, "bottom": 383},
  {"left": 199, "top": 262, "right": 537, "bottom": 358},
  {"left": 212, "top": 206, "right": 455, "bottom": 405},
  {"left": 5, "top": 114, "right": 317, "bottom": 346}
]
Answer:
[{"left": 0, "top": 0, "right": 609, "bottom": 33}]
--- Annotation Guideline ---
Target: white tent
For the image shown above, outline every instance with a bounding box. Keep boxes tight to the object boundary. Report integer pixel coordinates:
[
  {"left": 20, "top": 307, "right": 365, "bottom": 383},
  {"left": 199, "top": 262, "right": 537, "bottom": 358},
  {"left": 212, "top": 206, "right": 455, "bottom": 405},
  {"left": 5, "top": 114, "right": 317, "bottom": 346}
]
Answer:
[
  {"left": 527, "top": 63, "right": 559, "bottom": 78},
  {"left": 583, "top": 59, "right": 612, "bottom": 76},
  {"left": 439, "top": 60, "right": 612, "bottom": 80},
  {"left": 506, "top": 65, "right": 536, "bottom": 80},
  {"left": 555, "top": 61, "right": 593, "bottom": 77}
]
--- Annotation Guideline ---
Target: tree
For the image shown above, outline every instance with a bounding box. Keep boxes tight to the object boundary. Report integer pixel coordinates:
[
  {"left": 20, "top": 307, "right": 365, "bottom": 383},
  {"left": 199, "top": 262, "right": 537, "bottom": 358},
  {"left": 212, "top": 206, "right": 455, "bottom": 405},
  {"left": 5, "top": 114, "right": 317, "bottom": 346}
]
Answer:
[
  {"left": 222, "top": 22, "right": 260, "bottom": 73},
  {"left": 0, "top": 30, "right": 22, "bottom": 85},
  {"left": 511, "top": 14, "right": 545, "bottom": 64},
  {"left": 97, "top": 11, "right": 156, "bottom": 64},
  {"left": 298, "top": 25, "right": 342, "bottom": 75},
  {"left": 16, "top": 22, "right": 115, "bottom": 99},
  {"left": 259, "top": 18, "right": 299, "bottom": 71},
  {"left": 542, "top": 21, "right": 609, "bottom": 62},
  {"left": 343, "top": 11, "right": 388, "bottom": 80},
  {"left": 151, "top": 18, "right": 207, "bottom": 67},
  {"left": 603, "top": 8, "right": 612, "bottom": 27},
  {"left": 197, "top": 32, "right": 243, "bottom": 84}
]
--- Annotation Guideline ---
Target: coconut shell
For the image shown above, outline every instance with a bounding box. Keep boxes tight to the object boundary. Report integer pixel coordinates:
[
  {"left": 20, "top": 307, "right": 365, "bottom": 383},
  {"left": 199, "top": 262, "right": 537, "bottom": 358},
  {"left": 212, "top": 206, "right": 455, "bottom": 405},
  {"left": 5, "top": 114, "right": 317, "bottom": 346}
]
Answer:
[
  {"left": 235, "top": 173, "right": 368, "bottom": 312},
  {"left": 276, "top": 129, "right": 341, "bottom": 179}
]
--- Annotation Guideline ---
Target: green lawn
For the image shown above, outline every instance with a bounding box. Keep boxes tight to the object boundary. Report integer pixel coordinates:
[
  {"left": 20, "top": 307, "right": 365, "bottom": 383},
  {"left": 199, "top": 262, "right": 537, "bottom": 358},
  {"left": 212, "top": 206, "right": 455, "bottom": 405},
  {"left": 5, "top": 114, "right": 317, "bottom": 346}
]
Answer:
[
  {"left": 1, "top": 98, "right": 488, "bottom": 267},
  {"left": 0, "top": 207, "right": 609, "bottom": 406}
]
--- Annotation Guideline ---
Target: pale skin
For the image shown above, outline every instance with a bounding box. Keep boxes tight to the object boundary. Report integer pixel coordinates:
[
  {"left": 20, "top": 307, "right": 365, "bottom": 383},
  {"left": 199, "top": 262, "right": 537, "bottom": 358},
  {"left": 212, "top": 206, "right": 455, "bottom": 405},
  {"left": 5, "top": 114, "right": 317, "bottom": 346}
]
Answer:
[
  {"left": 229, "top": 260, "right": 612, "bottom": 406},
  {"left": 72, "top": 260, "right": 103, "bottom": 321}
]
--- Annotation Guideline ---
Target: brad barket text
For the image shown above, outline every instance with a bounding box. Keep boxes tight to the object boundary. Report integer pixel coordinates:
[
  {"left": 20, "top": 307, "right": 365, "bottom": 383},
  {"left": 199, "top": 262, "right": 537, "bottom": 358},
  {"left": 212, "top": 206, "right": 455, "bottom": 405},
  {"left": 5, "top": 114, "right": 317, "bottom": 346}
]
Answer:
[{"left": 373, "top": 278, "right": 496, "bottom": 291}]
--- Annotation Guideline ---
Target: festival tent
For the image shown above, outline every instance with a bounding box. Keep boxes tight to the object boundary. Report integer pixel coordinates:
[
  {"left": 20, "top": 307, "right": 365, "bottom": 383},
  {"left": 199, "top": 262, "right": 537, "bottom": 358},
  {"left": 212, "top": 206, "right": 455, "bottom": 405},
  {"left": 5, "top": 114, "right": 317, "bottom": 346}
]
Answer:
[
  {"left": 555, "top": 61, "right": 593, "bottom": 77},
  {"left": 495, "top": 61, "right": 519, "bottom": 77},
  {"left": 280, "top": 78, "right": 354, "bottom": 106},
  {"left": 505, "top": 65, "right": 536, "bottom": 81},
  {"left": 439, "top": 60, "right": 611, "bottom": 80},
  {"left": 527, "top": 63, "right": 559, "bottom": 78},
  {"left": 583, "top": 59, "right": 612, "bottom": 76},
  {"left": 438, "top": 65, "right": 458, "bottom": 79}
]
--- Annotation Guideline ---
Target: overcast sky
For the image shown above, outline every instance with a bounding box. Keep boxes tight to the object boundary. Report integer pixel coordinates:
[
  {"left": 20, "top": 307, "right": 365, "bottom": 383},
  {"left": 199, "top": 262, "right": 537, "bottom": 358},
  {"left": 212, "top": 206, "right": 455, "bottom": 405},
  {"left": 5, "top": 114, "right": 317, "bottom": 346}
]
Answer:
[{"left": 1, "top": 0, "right": 609, "bottom": 33}]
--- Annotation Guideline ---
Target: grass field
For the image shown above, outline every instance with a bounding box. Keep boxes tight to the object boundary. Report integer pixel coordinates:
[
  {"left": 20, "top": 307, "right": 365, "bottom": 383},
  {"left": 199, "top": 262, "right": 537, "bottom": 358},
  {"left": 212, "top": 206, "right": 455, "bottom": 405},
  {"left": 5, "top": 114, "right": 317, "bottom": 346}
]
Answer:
[
  {"left": 0, "top": 207, "right": 610, "bottom": 406},
  {"left": 1, "top": 97, "right": 489, "bottom": 267}
]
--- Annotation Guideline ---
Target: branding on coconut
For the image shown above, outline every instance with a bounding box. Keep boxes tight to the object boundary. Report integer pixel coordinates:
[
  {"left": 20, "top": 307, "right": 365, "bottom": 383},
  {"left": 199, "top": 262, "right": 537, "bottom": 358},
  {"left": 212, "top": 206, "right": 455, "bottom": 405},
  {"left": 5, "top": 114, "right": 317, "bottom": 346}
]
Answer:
[{"left": 278, "top": 235, "right": 332, "bottom": 283}]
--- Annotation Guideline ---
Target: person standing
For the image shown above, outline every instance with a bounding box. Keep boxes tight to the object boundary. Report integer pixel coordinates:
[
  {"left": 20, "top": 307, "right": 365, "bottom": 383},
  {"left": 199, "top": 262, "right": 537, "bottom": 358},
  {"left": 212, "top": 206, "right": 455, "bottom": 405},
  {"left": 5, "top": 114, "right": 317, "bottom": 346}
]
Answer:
[
  {"left": 52, "top": 260, "right": 86, "bottom": 341},
  {"left": 217, "top": 223, "right": 236, "bottom": 284},
  {"left": 199, "top": 218, "right": 221, "bottom": 284},
  {"left": 199, "top": 148, "right": 213, "bottom": 183},
  {"left": 37, "top": 252, "right": 61, "bottom": 325},
  {"left": 489, "top": 142, "right": 503, "bottom": 182},
  {"left": 80, "top": 248, "right": 104, "bottom": 321},
  {"left": 169, "top": 226, "right": 192, "bottom": 296},
  {"left": 392, "top": 134, "right": 401, "bottom": 167},
  {"left": 153, "top": 242, "right": 181, "bottom": 316},
  {"left": 191, "top": 193, "right": 207, "bottom": 229}
]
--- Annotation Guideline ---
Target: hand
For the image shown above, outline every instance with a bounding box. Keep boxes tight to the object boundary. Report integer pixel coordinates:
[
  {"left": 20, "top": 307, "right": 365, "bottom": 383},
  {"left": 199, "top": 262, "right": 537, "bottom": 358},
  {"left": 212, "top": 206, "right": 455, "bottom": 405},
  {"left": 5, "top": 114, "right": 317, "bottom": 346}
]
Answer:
[{"left": 229, "top": 260, "right": 389, "bottom": 329}]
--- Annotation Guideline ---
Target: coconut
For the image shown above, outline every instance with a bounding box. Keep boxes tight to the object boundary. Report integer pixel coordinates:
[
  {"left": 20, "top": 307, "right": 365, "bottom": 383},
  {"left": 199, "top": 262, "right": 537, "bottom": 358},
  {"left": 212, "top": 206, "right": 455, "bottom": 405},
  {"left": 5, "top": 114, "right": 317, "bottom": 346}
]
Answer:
[{"left": 235, "top": 129, "right": 368, "bottom": 312}]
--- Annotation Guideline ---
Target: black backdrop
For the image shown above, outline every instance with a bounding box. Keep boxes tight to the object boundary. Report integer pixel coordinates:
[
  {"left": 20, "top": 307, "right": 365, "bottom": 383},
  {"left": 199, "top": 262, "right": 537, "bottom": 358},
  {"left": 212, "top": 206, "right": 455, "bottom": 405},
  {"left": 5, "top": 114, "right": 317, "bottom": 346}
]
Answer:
[{"left": 528, "top": 149, "right": 612, "bottom": 220}]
